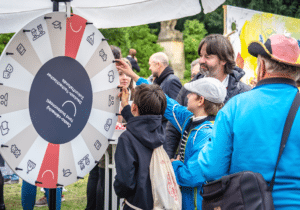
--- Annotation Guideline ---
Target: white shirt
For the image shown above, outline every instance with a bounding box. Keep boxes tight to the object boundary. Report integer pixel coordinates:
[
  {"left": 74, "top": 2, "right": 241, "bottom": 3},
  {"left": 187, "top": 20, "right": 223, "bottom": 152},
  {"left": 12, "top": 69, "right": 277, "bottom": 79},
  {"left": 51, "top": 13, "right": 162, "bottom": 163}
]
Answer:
[
  {"left": 192, "top": 115, "right": 207, "bottom": 122},
  {"left": 222, "top": 74, "right": 229, "bottom": 88}
]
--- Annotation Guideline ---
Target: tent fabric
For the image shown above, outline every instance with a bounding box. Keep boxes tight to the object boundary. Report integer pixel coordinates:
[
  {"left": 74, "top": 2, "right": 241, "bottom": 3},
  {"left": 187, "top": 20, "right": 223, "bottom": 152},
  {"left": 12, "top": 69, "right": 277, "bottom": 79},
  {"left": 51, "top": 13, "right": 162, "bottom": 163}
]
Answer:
[
  {"left": 0, "top": 9, "right": 53, "bottom": 34},
  {"left": 72, "top": 0, "right": 201, "bottom": 29},
  {"left": 0, "top": 0, "right": 224, "bottom": 33},
  {"left": 0, "top": 2, "right": 66, "bottom": 34},
  {"left": 201, "top": 0, "right": 226, "bottom": 14}
]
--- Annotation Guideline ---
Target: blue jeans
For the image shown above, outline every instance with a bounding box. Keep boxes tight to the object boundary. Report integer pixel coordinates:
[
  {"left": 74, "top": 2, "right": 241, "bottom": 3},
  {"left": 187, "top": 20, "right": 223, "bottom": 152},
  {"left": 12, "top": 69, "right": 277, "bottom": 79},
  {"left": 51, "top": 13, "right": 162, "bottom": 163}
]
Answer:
[{"left": 21, "top": 180, "right": 62, "bottom": 210}]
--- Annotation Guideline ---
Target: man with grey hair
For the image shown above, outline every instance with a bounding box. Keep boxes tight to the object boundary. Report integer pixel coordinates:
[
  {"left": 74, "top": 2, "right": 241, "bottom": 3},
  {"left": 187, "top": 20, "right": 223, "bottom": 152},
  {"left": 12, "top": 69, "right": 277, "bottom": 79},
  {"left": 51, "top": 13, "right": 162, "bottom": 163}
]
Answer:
[
  {"left": 198, "top": 34, "right": 300, "bottom": 209},
  {"left": 148, "top": 52, "right": 182, "bottom": 129}
]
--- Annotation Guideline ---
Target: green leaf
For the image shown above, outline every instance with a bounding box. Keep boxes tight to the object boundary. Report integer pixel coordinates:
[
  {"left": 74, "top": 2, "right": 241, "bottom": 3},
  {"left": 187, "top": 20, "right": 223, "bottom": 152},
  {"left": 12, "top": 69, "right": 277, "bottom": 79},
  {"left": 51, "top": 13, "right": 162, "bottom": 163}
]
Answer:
[{"left": 182, "top": 20, "right": 207, "bottom": 79}]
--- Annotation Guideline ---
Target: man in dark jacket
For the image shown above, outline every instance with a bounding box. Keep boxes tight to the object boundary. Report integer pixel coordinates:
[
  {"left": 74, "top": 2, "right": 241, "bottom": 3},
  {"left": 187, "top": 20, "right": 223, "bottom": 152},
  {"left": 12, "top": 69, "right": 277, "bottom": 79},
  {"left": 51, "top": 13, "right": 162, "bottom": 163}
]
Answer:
[
  {"left": 149, "top": 52, "right": 182, "bottom": 129},
  {"left": 165, "top": 34, "right": 251, "bottom": 158},
  {"left": 126, "top": 49, "right": 140, "bottom": 72},
  {"left": 114, "top": 83, "right": 167, "bottom": 210}
]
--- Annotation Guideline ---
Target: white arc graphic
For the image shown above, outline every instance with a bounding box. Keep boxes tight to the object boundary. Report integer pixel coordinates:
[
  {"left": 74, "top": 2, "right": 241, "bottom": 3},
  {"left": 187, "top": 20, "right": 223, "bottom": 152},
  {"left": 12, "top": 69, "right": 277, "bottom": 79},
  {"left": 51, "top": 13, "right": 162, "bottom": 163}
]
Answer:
[
  {"left": 42, "top": 170, "right": 55, "bottom": 179},
  {"left": 70, "top": 23, "right": 82, "bottom": 33},
  {"left": 62, "top": 100, "right": 77, "bottom": 117}
]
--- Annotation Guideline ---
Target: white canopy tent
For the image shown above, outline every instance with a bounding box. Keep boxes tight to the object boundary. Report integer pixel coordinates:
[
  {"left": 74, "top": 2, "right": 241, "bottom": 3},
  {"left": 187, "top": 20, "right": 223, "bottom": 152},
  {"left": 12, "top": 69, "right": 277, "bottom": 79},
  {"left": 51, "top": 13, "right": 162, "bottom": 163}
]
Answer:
[{"left": 0, "top": 0, "right": 225, "bottom": 33}]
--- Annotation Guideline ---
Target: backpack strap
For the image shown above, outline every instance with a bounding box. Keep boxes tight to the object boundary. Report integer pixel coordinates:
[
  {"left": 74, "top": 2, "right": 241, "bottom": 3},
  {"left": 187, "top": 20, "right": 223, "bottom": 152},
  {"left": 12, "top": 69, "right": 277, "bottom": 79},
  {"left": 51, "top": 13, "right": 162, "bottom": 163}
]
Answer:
[
  {"left": 124, "top": 199, "right": 143, "bottom": 210},
  {"left": 268, "top": 92, "right": 300, "bottom": 191}
]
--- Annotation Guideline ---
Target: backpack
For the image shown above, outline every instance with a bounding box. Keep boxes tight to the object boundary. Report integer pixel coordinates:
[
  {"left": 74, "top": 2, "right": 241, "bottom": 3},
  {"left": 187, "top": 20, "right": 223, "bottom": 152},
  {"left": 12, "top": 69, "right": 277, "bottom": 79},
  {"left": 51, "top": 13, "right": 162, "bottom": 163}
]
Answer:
[{"left": 149, "top": 145, "right": 182, "bottom": 210}]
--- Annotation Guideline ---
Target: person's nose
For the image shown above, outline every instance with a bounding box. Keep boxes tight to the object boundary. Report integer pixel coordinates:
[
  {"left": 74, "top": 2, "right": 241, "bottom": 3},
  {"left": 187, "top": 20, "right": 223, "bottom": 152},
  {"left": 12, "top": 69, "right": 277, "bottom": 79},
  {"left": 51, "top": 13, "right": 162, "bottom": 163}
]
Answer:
[
  {"left": 199, "top": 56, "right": 205, "bottom": 64},
  {"left": 124, "top": 74, "right": 130, "bottom": 80}
]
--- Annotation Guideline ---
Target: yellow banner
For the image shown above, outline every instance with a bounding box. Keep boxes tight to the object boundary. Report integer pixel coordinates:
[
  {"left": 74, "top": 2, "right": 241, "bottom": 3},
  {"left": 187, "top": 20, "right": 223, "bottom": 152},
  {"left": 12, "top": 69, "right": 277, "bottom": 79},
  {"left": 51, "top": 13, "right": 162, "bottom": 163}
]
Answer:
[{"left": 224, "top": 5, "right": 300, "bottom": 84}]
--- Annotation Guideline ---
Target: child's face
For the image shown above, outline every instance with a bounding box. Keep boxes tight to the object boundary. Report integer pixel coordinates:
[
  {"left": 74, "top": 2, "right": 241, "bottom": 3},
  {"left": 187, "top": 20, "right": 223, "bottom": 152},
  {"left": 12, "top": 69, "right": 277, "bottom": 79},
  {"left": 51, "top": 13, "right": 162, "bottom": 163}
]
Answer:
[
  {"left": 118, "top": 70, "right": 131, "bottom": 89},
  {"left": 187, "top": 92, "right": 200, "bottom": 114}
]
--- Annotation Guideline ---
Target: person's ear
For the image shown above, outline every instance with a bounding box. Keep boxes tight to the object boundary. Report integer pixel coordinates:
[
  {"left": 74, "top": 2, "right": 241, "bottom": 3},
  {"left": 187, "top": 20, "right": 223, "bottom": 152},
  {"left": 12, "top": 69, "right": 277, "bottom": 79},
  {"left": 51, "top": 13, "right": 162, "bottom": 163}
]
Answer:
[
  {"left": 198, "top": 96, "right": 205, "bottom": 107},
  {"left": 131, "top": 103, "right": 139, "bottom": 116},
  {"left": 220, "top": 60, "right": 226, "bottom": 66},
  {"left": 156, "top": 61, "right": 161, "bottom": 68}
]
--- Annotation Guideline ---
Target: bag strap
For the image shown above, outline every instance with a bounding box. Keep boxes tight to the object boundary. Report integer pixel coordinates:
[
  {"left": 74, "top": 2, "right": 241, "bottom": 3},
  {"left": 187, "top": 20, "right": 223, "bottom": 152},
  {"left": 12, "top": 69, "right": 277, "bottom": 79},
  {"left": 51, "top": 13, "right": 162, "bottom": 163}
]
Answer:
[
  {"left": 124, "top": 199, "right": 143, "bottom": 210},
  {"left": 268, "top": 92, "right": 300, "bottom": 191}
]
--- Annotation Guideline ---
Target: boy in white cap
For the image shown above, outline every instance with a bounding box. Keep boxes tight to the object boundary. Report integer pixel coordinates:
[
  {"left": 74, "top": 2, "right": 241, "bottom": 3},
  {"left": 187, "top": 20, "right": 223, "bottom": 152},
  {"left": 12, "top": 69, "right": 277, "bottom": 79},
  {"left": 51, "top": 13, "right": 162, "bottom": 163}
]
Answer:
[{"left": 116, "top": 59, "right": 227, "bottom": 210}]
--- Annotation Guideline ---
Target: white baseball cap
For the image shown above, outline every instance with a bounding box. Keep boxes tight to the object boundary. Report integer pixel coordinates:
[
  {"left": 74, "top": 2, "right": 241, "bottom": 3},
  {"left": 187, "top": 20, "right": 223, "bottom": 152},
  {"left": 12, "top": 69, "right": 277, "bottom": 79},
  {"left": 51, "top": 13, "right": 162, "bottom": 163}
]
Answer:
[{"left": 184, "top": 77, "right": 227, "bottom": 103}]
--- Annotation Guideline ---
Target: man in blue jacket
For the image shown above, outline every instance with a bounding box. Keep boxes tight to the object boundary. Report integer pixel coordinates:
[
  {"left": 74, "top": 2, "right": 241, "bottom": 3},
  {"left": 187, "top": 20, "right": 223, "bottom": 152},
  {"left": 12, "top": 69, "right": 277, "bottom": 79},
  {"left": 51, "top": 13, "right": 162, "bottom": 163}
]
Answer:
[
  {"left": 116, "top": 59, "right": 227, "bottom": 210},
  {"left": 198, "top": 34, "right": 300, "bottom": 209}
]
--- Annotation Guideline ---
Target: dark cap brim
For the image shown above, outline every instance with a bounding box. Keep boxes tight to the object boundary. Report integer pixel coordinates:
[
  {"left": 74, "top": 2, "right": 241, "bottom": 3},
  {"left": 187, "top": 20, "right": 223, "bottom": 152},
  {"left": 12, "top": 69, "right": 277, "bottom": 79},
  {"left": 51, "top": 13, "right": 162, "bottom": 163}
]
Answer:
[
  {"left": 248, "top": 40, "right": 300, "bottom": 67},
  {"left": 248, "top": 41, "right": 271, "bottom": 58}
]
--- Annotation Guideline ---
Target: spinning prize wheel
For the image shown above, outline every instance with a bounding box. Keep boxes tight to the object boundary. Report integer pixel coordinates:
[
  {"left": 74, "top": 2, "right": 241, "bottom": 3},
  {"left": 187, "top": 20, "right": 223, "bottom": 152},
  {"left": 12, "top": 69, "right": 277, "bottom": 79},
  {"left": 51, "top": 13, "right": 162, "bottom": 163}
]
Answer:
[{"left": 0, "top": 12, "right": 120, "bottom": 188}]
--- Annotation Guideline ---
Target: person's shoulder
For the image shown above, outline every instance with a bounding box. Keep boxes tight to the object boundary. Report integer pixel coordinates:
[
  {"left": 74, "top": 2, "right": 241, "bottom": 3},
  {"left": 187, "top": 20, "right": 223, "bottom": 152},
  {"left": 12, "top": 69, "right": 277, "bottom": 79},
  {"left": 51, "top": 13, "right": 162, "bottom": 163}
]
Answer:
[
  {"left": 118, "top": 130, "right": 134, "bottom": 144},
  {"left": 229, "top": 67, "right": 251, "bottom": 92},
  {"left": 237, "top": 81, "right": 252, "bottom": 93},
  {"left": 165, "top": 74, "right": 181, "bottom": 84},
  {"left": 126, "top": 56, "right": 135, "bottom": 62},
  {"left": 223, "top": 87, "right": 257, "bottom": 115},
  {"left": 198, "top": 121, "right": 214, "bottom": 131}
]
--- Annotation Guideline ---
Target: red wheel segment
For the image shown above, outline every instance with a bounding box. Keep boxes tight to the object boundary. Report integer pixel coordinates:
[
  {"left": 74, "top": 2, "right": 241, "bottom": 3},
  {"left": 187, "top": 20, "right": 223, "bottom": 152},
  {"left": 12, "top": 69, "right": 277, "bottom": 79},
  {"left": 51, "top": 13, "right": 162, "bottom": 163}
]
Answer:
[
  {"left": 65, "top": 15, "right": 87, "bottom": 59},
  {"left": 36, "top": 143, "right": 60, "bottom": 188}
]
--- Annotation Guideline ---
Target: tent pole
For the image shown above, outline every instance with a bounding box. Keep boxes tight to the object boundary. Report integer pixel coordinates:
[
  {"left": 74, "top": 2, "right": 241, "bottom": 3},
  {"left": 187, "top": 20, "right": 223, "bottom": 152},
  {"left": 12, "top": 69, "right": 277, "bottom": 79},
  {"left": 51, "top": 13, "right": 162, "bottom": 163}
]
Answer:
[{"left": 52, "top": 1, "right": 59, "bottom": 12}]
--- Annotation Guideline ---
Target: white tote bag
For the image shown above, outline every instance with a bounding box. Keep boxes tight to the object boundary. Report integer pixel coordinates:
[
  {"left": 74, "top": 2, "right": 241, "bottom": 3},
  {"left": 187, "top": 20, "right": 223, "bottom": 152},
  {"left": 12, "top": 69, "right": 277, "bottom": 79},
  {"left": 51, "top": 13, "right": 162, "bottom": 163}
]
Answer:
[{"left": 150, "top": 145, "right": 182, "bottom": 210}]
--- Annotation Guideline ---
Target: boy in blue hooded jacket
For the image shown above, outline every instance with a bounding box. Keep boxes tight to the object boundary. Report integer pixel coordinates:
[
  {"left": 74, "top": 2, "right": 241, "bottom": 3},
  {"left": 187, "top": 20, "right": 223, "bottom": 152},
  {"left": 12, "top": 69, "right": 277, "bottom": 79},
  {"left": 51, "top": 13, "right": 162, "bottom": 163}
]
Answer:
[{"left": 116, "top": 59, "right": 227, "bottom": 210}]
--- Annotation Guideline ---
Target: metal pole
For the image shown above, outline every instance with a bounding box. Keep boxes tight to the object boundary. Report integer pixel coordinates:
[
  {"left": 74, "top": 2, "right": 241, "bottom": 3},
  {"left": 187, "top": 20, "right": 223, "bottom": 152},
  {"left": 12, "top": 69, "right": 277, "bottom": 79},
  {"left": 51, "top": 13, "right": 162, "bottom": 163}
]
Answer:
[
  {"left": 52, "top": 0, "right": 73, "bottom": 12},
  {"left": 49, "top": 0, "right": 72, "bottom": 209},
  {"left": 49, "top": 188, "right": 57, "bottom": 210},
  {"left": 53, "top": 1, "right": 59, "bottom": 12}
]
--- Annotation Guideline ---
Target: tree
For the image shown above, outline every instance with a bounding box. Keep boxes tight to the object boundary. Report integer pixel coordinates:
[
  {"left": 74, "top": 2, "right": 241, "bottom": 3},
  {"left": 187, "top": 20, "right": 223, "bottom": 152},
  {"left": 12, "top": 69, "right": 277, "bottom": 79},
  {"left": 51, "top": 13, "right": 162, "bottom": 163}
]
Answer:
[
  {"left": 182, "top": 20, "right": 207, "bottom": 79},
  {"left": 0, "top": 33, "right": 14, "bottom": 55},
  {"left": 150, "top": 0, "right": 300, "bottom": 36},
  {"left": 100, "top": 25, "right": 163, "bottom": 78}
]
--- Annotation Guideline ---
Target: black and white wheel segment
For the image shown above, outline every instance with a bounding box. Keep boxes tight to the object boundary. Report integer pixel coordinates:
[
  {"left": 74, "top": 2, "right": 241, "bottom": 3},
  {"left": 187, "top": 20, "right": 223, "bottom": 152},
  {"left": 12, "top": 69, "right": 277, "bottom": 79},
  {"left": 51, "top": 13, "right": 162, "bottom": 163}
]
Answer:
[{"left": 0, "top": 12, "right": 120, "bottom": 188}]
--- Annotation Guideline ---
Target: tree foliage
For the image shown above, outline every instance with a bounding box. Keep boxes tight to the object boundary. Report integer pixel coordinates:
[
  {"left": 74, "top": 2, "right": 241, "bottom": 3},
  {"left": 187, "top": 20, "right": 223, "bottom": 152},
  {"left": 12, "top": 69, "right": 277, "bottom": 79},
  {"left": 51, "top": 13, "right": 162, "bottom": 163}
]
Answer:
[
  {"left": 100, "top": 25, "right": 163, "bottom": 78},
  {"left": 182, "top": 20, "right": 207, "bottom": 79},
  {"left": 151, "top": 0, "right": 300, "bottom": 36},
  {"left": 0, "top": 33, "right": 14, "bottom": 55}
]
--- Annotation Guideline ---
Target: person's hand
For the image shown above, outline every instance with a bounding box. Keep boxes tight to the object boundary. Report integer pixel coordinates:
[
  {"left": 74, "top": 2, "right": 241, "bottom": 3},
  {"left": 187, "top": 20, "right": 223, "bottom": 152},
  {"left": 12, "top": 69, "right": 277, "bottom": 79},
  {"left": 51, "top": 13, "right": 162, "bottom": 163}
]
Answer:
[
  {"left": 118, "top": 85, "right": 129, "bottom": 108},
  {"left": 170, "top": 155, "right": 180, "bottom": 163},
  {"left": 115, "top": 59, "right": 134, "bottom": 77},
  {"left": 115, "top": 59, "right": 140, "bottom": 82}
]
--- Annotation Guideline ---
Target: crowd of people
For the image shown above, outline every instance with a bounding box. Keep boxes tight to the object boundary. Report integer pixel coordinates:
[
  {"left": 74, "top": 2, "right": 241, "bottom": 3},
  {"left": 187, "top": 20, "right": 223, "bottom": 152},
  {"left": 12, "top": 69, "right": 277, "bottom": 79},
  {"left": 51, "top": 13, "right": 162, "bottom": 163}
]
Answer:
[
  {"left": 113, "top": 33, "right": 300, "bottom": 210},
  {"left": 1, "top": 32, "right": 300, "bottom": 210}
]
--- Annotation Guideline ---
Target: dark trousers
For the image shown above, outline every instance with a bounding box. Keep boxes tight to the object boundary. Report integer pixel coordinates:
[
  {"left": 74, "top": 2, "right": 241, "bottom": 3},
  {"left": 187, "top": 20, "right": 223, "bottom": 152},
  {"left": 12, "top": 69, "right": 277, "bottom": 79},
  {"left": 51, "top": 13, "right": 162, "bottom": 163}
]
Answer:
[
  {"left": 86, "top": 166, "right": 105, "bottom": 210},
  {"left": 0, "top": 171, "right": 4, "bottom": 205}
]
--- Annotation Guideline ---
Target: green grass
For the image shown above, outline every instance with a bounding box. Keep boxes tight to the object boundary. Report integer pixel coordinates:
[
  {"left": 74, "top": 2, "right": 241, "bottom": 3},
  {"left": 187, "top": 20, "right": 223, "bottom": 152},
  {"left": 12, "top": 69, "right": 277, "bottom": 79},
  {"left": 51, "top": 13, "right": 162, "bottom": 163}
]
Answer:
[{"left": 4, "top": 175, "right": 88, "bottom": 210}]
